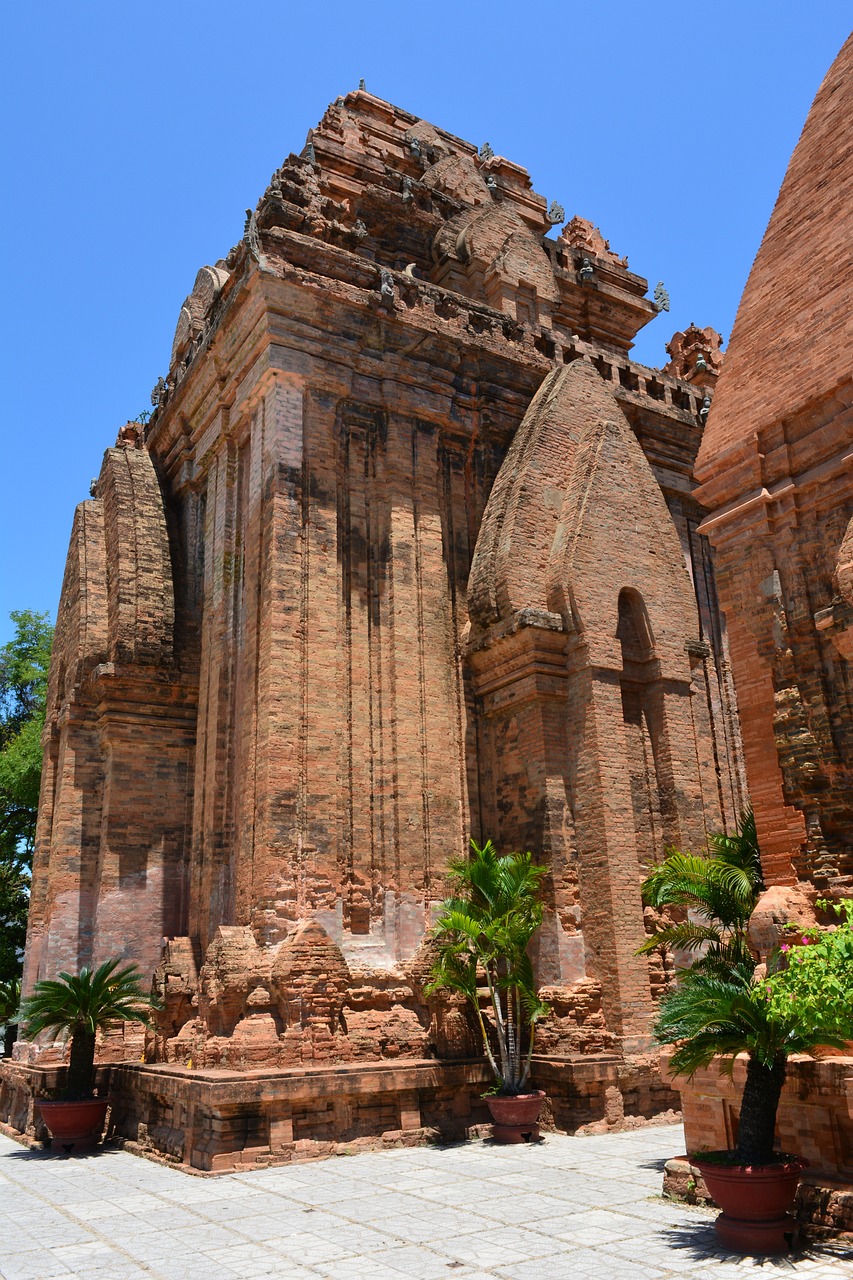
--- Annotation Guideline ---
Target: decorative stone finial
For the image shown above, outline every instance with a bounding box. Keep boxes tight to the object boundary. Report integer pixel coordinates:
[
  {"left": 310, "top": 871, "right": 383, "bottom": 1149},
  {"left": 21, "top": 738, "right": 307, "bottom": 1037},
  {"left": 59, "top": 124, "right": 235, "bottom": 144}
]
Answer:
[
  {"left": 358, "top": 77, "right": 366, "bottom": 90},
  {"left": 301, "top": 139, "right": 316, "bottom": 164},
  {"left": 547, "top": 201, "right": 565, "bottom": 225},
  {"left": 89, "top": 479, "right": 99, "bottom": 498},
  {"left": 485, "top": 174, "right": 498, "bottom": 193},
  {"left": 409, "top": 137, "right": 422, "bottom": 159},
  {"left": 559, "top": 216, "right": 628, "bottom": 268},
  {"left": 578, "top": 257, "right": 595, "bottom": 284},
  {"left": 479, "top": 142, "right": 494, "bottom": 160},
  {"left": 401, "top": 176, "right": 413, "bottom": 202},
  {"left": 151, "top": 376, "right": 168, "bottom": 409},
  {"left": 653, "top": 282, "right": 670, "bottom": 313},
  {"left": 699, "top": 395, "right": 712, "bottom": 423},
  {"left": 116, "top": 422, "right": 142, "bottom": 448},
  {"left": 243, "top": 207, "right": 262, "bottom": 261}
]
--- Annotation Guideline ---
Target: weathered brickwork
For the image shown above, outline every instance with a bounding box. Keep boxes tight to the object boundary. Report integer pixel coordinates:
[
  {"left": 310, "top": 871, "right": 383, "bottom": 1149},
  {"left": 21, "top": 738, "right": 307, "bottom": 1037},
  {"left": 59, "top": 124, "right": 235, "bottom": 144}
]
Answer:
[
  {"left": 695, "top": 34, "right": 853, "bottom": 890},
  {"left": 13, "top": 91, "right": 745, "bottom": 1157},
  {"left": 664, "top": 35, "right": 853, "bottom": 1229}
]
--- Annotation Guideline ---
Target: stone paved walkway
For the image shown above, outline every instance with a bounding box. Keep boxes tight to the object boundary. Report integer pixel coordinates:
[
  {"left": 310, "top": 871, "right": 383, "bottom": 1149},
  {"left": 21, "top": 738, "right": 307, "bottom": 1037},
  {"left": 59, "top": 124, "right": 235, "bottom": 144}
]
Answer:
[{"left": 1, "top": 1124, "right": 851, "bottom": 1280}]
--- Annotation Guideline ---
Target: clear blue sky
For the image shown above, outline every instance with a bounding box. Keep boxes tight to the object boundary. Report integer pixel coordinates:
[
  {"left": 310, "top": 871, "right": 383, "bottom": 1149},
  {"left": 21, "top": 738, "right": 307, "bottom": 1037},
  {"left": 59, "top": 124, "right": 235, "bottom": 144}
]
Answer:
[{"left": 1, "top": 2, "right": 850, "bottom": 646}]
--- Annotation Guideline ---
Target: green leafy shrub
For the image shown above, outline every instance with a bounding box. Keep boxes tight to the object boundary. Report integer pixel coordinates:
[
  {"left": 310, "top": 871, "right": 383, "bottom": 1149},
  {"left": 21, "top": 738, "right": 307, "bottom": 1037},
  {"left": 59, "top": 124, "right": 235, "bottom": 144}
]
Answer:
[{"left": 760, "top": 898, "right": 853, "bottom": 1047}]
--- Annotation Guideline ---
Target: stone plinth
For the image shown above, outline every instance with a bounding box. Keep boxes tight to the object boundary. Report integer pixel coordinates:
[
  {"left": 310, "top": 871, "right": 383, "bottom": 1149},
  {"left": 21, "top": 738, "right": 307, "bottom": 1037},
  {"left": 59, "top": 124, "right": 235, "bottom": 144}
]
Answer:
[{"left": 1, "top": 1052, "right": 684, "bottom": 1173}]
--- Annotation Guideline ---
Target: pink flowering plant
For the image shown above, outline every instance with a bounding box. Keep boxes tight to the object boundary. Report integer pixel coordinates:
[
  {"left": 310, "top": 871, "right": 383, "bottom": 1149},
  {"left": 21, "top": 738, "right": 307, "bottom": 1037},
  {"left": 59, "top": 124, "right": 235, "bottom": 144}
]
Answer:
[{"left": 760, "top": 898, "right": 853, "bottom": 1045}]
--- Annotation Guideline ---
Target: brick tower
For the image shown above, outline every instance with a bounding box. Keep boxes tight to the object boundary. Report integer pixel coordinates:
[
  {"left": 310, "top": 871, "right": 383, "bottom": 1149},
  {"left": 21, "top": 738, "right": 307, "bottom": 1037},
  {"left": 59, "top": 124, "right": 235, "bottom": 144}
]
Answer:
[{"left": 17, "top": 91, "right": 745, "bottom": 1165}]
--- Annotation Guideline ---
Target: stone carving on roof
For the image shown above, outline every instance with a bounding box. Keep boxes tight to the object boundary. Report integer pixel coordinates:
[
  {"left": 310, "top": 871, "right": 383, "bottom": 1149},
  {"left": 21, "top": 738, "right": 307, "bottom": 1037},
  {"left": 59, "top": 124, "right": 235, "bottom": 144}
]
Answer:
[
  {"left": 169, "top": 264, "right": 231, "bottom": 373},
  {"left": 420, "top": 152, "right": 490, "bottom": 207},
  {"left": 663, "top": 323, "right": 723, "bottom": 386},
  {"left": 558, "top": 215, "right": 628, "bottom": 267}
]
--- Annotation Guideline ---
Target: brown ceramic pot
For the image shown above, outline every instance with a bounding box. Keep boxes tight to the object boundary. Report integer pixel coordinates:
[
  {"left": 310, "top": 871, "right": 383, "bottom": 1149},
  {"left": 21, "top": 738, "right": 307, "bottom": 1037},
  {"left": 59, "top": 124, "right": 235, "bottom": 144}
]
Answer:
[
  {"left": 38, "top": 1098, "right": 109, "bottom": 1153},
  {"left": 691, "top": 1154, "right": 806, "bottom": 1255},
  {"left": 485, "top": 1090, "right": 545, "bottom": 1143}
]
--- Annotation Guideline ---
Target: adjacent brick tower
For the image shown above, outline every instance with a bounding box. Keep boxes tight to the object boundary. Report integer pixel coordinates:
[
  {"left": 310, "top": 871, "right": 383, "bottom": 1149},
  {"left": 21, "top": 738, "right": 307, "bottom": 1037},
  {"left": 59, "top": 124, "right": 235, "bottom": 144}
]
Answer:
[
  {"left": 19, "top": 91, "right": 745, "bottom": 1163},
  {"left": 695, "top": 34, "right": 853, "bottom": 892},
  {"left": 662, "top": 39, "right": 853, "bottom": 1196}
]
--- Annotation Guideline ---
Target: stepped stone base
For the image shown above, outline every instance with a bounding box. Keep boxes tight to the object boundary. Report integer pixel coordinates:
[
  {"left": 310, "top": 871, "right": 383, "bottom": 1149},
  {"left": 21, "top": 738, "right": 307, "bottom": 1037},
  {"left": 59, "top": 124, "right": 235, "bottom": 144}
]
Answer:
[{"left": 1, "top": 1053, "right": 679, "bottom": 1173}]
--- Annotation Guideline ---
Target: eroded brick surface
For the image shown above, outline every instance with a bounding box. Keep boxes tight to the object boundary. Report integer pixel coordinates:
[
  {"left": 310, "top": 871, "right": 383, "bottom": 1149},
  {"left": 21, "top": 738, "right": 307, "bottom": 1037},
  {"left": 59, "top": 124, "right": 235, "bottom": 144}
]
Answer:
[
  {"left": 675, "top": 35, "right": 853, "bottom": 1204},
  {"left": 15, "top": 93, "right": 745, "bottom": 1151}
]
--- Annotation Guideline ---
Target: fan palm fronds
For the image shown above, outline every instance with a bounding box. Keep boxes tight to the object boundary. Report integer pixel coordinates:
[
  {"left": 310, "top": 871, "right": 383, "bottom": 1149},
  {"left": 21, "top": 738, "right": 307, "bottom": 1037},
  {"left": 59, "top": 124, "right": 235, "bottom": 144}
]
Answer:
[
  {"left": 655, "top": 965, "right": 848, "bottom": 1163},
  {"left": 20, "top": 958, "right": 159, "bottom": 1098}
]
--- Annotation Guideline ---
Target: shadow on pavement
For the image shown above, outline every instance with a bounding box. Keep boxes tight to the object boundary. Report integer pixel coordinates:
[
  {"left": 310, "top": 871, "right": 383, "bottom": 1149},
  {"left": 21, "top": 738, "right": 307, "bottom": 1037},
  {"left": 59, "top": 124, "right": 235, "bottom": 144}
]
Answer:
[
  {"left": 658, "top": 1221, "right": 846, "bottom": 1270},
  {"left": 1, "top": 1142, "right": 115, "bottom": 1162}
]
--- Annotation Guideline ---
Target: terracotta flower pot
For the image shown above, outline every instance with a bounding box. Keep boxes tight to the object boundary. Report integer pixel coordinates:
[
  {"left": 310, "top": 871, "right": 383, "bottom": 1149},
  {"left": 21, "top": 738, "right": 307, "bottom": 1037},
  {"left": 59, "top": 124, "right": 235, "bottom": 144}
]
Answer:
[
  {"left": 691, "top": 1154, "right": 807, "bottom": 1254},
  {"left": 485, "top": 1090, "right": 545, "bottom": 1143},
  {"left": 38, "top": 1098, "right": 109, "bottom": 1153}
]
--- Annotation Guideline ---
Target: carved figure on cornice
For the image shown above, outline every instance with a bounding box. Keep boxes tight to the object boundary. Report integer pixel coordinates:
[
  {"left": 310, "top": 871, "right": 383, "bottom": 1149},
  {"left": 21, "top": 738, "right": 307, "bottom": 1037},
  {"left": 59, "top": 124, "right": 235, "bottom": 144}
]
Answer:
[
  {"left": 379, "top": 268, "right": 395, "bottom": 306},
  {"left": 243, "top": 206, "right": 262, "bottom": 260},
  {"left": 150, "top": 376, "right": 168, "bottom": 410}
]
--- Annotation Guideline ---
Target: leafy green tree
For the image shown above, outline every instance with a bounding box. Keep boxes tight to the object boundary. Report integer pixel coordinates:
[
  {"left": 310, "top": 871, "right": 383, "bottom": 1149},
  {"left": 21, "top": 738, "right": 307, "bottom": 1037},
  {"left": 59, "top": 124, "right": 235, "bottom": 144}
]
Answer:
[
  {"left": 19, "top": 960, "right": 159, "bottom": 1098},
  {"left": 0, "top": 975, "right": 21, "bottom": 1057},
  {"left": 426, "top": 839, "right": 549, "bottom": 1095},
  {"left": 0, "top": 609, "right": 54, "bottom": 865},
  {"left": 638, "top": 807, "right": 763, "bottom": 977},
  {"left": 0, "top": 610, "right": 54, "bottom": 986},
  {"left": 0, "top": 863, "right": 29, "bottom": 992}
]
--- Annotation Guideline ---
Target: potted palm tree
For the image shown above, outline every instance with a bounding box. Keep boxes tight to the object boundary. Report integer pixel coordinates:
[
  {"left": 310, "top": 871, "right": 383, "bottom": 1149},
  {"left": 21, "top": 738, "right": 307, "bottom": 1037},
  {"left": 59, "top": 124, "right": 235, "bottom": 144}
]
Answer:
[
  {"left": 426, "top": 838, "right": 549, "bottom": 1142},
  {"left": 20, "top": 958, "right": 158, "bottom": 1152},
  {"left": 655, "top": 899, "right": 853, "bottom": 1254}
]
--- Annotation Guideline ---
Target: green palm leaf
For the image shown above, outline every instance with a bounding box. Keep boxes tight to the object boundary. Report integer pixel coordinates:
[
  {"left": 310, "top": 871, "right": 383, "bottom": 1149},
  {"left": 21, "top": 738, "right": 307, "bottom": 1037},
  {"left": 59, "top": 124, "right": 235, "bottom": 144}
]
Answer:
[
  {"left": 19, "top": 958, "right": 159, "bottom": 1098},
  {"left": 639, "top": 807, "right": 763, "bottom": 978}
]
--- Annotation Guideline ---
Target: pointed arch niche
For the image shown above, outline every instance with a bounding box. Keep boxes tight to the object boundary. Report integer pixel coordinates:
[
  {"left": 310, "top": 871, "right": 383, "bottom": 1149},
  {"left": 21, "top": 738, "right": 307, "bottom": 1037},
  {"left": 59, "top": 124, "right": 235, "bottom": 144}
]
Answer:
[{"left": 616, "top": 587, "right": 673, "bottom": 872}]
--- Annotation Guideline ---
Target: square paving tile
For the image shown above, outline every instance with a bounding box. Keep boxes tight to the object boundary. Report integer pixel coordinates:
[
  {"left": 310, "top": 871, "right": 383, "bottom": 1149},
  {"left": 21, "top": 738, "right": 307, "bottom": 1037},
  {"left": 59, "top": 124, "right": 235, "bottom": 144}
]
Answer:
[{"left": 2, "top": 1126, "right": 852, "bottom": 1279}]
